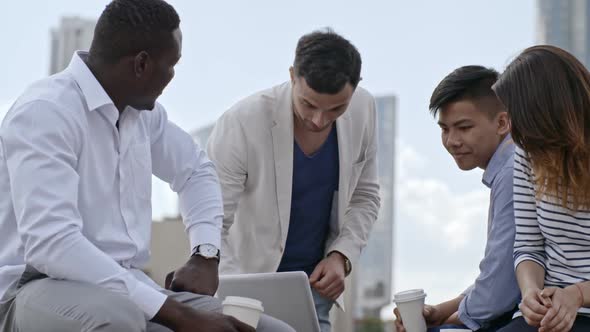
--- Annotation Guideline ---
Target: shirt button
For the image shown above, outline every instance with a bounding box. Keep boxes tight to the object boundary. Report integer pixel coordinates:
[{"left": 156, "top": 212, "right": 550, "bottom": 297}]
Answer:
[{"left": 279, "top": 246, "right": 284, "bottom": 253}]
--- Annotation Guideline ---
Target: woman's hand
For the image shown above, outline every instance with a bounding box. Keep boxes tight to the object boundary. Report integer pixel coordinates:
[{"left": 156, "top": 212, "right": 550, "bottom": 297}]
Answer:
[
  {"left": 520, "top": 287, "right": 550, "bottom": 327},
  {"left": 538, "top": 286, "right": 582, "bottom": 332}
]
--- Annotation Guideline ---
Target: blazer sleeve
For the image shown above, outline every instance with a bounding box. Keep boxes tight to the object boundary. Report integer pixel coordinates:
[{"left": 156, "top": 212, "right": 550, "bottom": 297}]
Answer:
[
  {"left": 206, "top": 110, "right": 248, "bottom": 274},
  {"left": 327, "top": 95, "right": 381, "bottom": 269}
]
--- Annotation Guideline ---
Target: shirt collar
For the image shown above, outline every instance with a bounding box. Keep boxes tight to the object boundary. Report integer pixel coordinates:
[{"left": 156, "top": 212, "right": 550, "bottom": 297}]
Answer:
[
  {"left": 66, "top": 51, "right": 115, "bottom": 112},
  {"left": 482, "top": 134, "right": 514, "bottom": 188}
]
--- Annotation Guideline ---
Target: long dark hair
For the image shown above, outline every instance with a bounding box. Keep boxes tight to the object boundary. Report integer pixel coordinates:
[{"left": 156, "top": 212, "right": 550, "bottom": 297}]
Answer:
[{"left": 493, "top": 45, "right": 590, "bottom": 210}]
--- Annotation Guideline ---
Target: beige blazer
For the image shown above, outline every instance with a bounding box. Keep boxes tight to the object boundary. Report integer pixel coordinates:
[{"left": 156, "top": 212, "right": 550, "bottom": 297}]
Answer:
[{"left": 207, "top": 81, "right": 380, "bottom": 287}]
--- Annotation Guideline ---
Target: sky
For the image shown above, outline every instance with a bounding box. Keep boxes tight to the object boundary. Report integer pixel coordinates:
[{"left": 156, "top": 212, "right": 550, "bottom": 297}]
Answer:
[{"left": 0, "top": 0, "right": 536, "bottom": 319}]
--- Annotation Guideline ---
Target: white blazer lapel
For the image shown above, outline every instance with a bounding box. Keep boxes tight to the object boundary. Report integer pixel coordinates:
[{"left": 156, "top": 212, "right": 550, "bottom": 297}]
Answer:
[
  {"left": 335, "top": 111, "right": 352, "bottom": 234},
  {"left": 271, "top": 83, "right": 295, "bottom": 247},
  {"left": 334, "top": 111, "right": 351, "bottom": 311}
]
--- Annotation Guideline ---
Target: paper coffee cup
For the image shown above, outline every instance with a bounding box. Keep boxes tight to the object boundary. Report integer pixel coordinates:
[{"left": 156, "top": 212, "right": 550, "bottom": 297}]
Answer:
[
  {"left": 222, "top": 296, "right": 264, "bottom": 328},
  {"left": 393, "top": 289, "right": 427, "bottom": 332}
]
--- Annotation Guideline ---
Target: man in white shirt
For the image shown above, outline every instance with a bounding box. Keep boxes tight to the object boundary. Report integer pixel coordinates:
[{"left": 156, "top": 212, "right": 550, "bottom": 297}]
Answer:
[{"left": 0, "top": 1, "right": 293, "bottom": 331}]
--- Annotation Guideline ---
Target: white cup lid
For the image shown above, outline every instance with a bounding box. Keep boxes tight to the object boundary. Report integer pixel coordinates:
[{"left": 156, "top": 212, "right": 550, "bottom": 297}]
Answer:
[
  {"left": 393, "top": 289, "right": 427, "bottom": 303},
  {"left": 222, "top": 296, "right": 264, "bottom": 311}
]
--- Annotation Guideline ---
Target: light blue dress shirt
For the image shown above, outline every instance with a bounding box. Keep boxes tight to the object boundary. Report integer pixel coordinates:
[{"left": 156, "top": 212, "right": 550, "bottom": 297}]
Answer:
[{"left": 458, "top": 135, "right": 520, "bottom": 330}]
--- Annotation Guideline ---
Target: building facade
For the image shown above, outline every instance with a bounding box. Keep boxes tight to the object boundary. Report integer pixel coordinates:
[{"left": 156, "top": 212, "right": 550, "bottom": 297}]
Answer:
[
  {"left": 50, "top": 17, "right": 96, "bottom": 75},
  {"left": 537, "top": 0, "right": 590, "bottom": 67},
  {"left": 354, "top": 95, "right": 396, "bottom": 319}
]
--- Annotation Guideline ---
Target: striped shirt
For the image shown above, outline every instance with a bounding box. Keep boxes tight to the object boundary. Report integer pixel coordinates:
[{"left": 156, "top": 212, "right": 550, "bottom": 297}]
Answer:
[{"left": 513, "top": 146, "right": 590, "bottom": 315}]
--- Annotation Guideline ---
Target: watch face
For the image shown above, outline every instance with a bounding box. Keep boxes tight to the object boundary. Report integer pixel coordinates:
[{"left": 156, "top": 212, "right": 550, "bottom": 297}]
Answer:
[{"left": 199, "top": 244, "right": 218, "bottom": 258}]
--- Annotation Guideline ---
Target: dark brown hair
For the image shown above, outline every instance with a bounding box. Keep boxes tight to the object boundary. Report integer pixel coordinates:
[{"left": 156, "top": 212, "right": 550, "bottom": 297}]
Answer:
[
  {"left": 493, "top": 45, "right": 590, "bottom": 210},
  {"left": 429, "top": 65, "right": 501, "bottom": 118},
  {"left": 294, "top": 28, "right": 362, "bottom": 94}
]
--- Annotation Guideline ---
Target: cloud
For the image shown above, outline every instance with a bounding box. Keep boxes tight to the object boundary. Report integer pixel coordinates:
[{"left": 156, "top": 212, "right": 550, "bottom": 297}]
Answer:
[
  {"left": 398, "top": 177, "right": 488, "bottom": 250},
  {"left": 393, "top": 140, "right": 490, "bottom": 306},
  {"left": 395, "top": 140, "right": 488, "bottom": 250},
  {"left": 396, "top": 139, "right": 427, "bottom": 178}
]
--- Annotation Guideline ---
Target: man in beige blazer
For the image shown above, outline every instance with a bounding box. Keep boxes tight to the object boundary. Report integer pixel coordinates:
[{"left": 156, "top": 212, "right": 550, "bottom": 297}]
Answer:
[{"left": 207, "top": 29, "right": 380, "bottom": 332}]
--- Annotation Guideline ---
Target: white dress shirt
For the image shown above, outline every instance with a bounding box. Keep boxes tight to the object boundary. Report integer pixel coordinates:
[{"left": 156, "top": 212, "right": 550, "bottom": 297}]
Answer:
[{"left": 0, "top": 52, "right": 223, "bottom": 319}]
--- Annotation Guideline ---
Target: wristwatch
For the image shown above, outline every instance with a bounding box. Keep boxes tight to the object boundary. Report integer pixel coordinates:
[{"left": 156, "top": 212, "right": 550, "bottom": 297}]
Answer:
[
  {"left": 330, "top": 251, "right": 352, "bottom": 276},
  {"left": 343, "top": 255, "right": 352, "bottom": 276},
  {"left": 192, "top": 243, "right": 220, "bottom": 261}
]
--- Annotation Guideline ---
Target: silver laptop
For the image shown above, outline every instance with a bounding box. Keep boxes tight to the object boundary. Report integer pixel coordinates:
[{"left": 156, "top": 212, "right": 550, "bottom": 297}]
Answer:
[{"left": 217, "top": 271, "right": 321, "bottom": 332}]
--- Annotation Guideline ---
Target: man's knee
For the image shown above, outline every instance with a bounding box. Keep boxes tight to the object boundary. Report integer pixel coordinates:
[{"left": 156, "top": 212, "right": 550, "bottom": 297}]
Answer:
[{"left": 92, "top": 301, "right": 146, "bottom": 332}]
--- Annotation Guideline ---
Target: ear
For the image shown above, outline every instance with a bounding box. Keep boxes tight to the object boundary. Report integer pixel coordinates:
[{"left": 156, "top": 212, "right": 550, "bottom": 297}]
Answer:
[
  {"left": 133, "top": 51, "right": 150, "bottom": 78},
  {"left": 496, "top": 111, "right": 511, "bottom": 136},
  {"left": 289, "top": 66, "right": 295, "bottom": 85}
]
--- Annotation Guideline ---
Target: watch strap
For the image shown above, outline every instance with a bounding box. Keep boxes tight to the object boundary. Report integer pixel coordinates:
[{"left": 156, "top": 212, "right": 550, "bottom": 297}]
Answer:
[{"left": 192, "top": 244, "right": 220, "bottom": 261}]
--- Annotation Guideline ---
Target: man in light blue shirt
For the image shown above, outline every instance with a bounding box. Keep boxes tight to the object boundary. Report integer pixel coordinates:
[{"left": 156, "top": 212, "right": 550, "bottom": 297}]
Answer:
[{"left": 395, "top": 66, "right": 520, "bottom": 332}]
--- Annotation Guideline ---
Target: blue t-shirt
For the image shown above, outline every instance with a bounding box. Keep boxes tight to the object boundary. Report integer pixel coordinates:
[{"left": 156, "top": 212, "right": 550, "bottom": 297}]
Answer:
[{"left": 277, "top": 125, "right": 339, "bottom": 275}]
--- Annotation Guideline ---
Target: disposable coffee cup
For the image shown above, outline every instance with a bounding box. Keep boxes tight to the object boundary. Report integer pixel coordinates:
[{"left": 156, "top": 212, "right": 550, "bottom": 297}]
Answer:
[
  {"left": 222, "top": 296, "right": 264, "bottom": 328},
  {"left": 393, "top": 289, "right": 427, "bottom": 332}
]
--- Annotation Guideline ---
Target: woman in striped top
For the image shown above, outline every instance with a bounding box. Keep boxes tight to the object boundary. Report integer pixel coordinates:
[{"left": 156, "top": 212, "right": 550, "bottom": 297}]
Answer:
[{"left": 492, "top": 45, "right": 590, "bottom": 332}]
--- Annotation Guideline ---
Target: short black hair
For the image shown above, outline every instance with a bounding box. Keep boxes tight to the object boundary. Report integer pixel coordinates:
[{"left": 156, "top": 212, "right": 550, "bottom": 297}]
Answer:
[
  {"left": 89, "top": 0, "right": 180, "bottom": 64},
  {"left": 429, "top": 65, "right": 500, "bottom": 117},
  {"left": 293, "top": 28, "right": 362, "bottom": 94}
]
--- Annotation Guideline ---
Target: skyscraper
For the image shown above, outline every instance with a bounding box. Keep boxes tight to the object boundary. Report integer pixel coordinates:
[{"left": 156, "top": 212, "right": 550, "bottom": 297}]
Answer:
[
  {"left": 50, "top": 17, "right": 96, "bottom": 75},
  {"left": 354, "top": 95, "right": 396, "bottom": 319},
  {"left": 332, "top": 94, "right": 396, "bottom": 332},
  {"left": 537, "top": 0, "right": 590, "bottom": 66}
]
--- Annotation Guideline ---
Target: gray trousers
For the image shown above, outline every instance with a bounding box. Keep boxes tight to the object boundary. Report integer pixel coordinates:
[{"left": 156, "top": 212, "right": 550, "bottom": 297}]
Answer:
[{"left": 0, "top": 270, "right": 294, "bottom": 332}]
